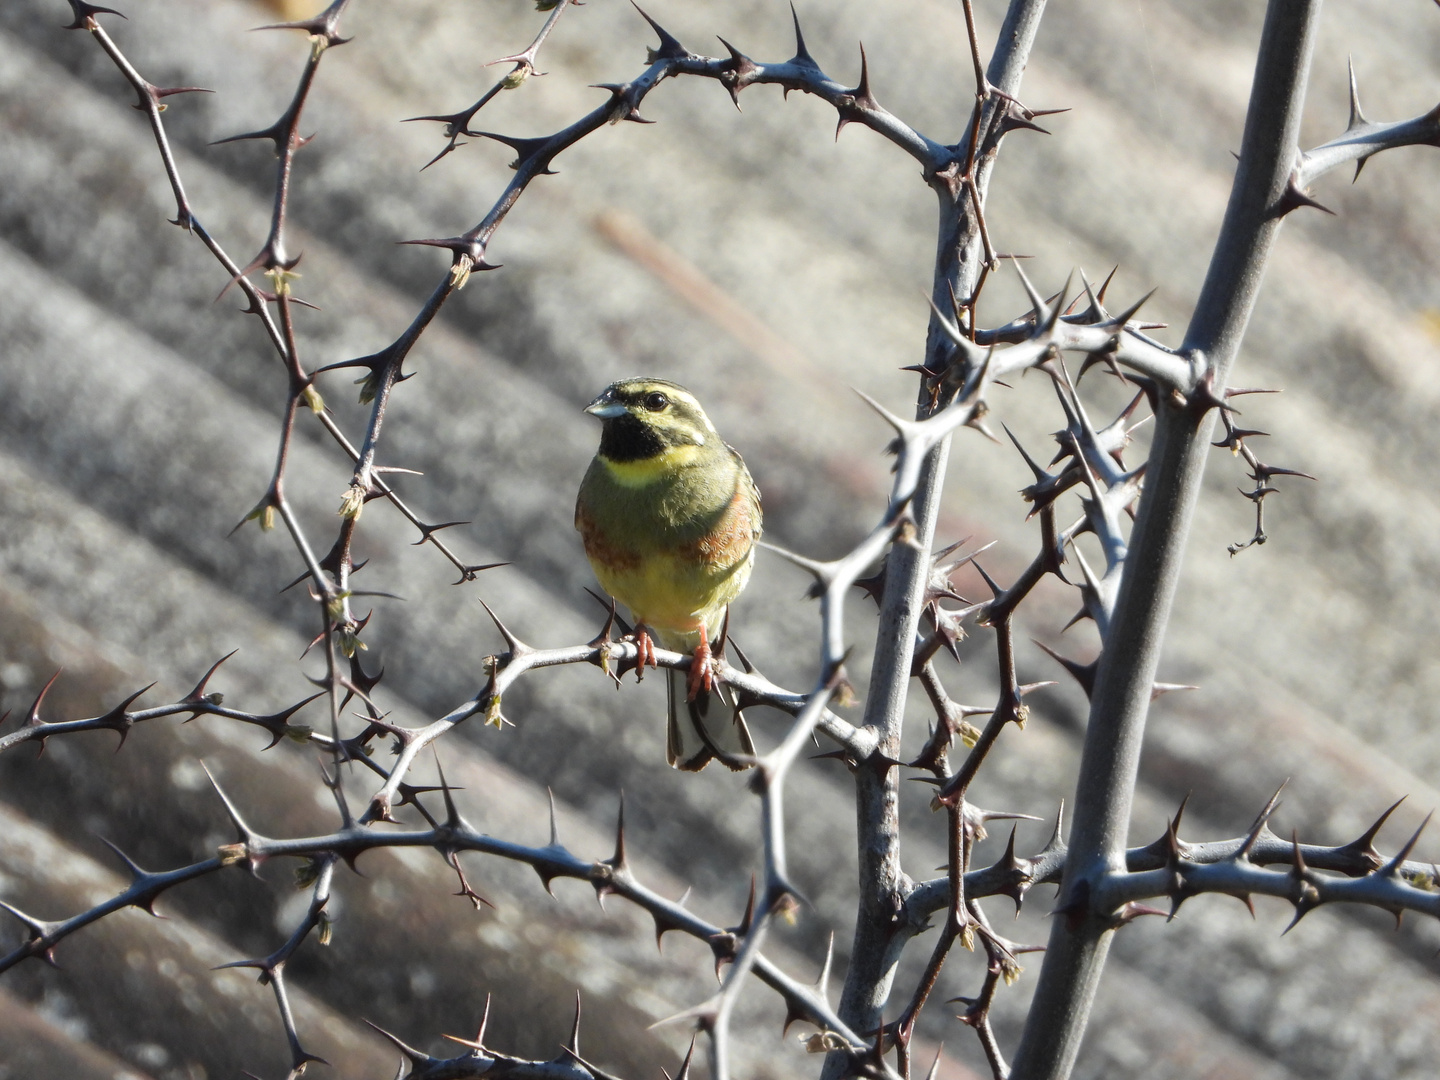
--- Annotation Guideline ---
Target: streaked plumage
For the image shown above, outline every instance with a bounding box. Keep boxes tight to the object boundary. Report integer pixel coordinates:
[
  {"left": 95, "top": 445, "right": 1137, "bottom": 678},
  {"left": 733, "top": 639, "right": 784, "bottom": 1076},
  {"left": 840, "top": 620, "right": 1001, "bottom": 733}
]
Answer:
[{"left": 575, "top": 379, "right": 761, "bottom": 771}]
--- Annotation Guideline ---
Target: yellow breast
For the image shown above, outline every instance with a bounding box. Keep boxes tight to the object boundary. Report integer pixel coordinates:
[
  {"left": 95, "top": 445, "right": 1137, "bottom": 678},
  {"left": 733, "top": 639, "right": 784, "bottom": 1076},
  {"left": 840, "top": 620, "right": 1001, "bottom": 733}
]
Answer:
[{"left": 599, "top": 444, "right": 705, "bottom": 488}]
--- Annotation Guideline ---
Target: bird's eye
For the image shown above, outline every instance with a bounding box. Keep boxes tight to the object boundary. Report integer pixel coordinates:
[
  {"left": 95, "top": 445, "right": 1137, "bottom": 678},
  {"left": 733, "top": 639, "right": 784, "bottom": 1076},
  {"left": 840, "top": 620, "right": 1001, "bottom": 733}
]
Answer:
[{"left": 642, "top": 391, "right": 669, "bottom": 411}]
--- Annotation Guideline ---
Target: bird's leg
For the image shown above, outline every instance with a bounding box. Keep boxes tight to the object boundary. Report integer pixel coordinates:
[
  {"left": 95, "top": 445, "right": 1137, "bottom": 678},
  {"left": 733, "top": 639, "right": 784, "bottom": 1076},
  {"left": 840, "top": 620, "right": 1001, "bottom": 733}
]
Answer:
[
  {"left": 631, "top": 623, "right": 657, "bottom": 680},
  {"left": 686, "top": 622, "right": 715, "bottom": 702}
]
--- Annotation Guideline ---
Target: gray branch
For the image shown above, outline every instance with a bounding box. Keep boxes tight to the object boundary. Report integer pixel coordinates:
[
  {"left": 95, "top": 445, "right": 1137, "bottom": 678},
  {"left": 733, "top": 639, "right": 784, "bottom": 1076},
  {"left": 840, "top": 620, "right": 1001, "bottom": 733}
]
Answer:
[{"left": 1010, "top": 1, "right": 1327, "bottom": 1076}]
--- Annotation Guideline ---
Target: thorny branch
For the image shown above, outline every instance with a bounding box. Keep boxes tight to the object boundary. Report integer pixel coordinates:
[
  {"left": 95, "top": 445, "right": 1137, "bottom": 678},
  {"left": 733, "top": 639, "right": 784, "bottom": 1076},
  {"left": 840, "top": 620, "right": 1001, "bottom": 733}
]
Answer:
[
  {"left": 1211, "top": 392, "right": 1315, "bottom": 555},
  {"left": 406, "top": 0, "right": 579, "bottom": 171},
  {"left": 10, "top": 676, "right": 1440, "bottom": 1076}
]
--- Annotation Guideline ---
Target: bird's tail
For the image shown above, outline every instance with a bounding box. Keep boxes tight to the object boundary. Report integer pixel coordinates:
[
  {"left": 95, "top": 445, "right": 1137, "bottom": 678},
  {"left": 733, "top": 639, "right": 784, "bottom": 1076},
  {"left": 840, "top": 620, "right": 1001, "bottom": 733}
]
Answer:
[{"left": 666, "top": 668, "right": 755, "bottom": 771}]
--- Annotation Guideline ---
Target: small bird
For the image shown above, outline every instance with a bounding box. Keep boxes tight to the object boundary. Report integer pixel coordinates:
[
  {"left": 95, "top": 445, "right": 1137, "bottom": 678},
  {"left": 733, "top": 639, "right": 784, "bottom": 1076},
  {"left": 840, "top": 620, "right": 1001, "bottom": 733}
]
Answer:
[{"left": 575, "top": 378, "right": 762, "bottom": 771}]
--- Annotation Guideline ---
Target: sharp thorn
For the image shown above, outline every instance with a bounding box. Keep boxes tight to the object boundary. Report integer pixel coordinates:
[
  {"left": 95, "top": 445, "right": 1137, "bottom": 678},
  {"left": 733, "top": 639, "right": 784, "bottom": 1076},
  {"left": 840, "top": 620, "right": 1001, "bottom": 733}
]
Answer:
[
  {"left": 1383, "top": 810, "right": 1433, "bottom": 874},
  {"left": 1347, "top": 55, "right": 1368, "bottom": 128},
  {"left": 789, "top": 2, "right": 818, "bottom": 68},
  {"left": 1238, "top": 781, "right": 1287, "bottom": 859}
]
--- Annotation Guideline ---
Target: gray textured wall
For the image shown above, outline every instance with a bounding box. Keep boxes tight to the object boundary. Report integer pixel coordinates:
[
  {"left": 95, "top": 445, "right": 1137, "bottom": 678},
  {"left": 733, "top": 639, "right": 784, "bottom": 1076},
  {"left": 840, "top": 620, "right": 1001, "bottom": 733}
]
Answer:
[{"left": 2, "top": 0, "right": 1440, "bottom": 1077}]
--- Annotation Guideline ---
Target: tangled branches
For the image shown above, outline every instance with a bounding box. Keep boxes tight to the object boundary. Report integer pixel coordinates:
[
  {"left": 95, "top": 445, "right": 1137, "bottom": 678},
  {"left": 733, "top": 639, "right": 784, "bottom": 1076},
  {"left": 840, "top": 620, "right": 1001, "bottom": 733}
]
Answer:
[{"left": 6, "top": 1, "right": 1440, "bottom": 1079}]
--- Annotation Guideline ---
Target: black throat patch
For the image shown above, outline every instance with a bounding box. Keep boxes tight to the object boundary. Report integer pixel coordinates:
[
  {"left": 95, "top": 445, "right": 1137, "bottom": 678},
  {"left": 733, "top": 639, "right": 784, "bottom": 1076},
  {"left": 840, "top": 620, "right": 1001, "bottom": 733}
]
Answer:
[{"left": 599, "top": 413, "right": 668, "bottom": 462}]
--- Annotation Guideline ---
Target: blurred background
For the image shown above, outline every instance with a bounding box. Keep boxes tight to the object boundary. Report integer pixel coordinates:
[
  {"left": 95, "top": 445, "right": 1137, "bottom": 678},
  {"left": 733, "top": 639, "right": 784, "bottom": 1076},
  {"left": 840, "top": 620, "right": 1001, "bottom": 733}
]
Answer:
[{"left": 3, "top": 0, "right": 1440, "bottom": 1077}]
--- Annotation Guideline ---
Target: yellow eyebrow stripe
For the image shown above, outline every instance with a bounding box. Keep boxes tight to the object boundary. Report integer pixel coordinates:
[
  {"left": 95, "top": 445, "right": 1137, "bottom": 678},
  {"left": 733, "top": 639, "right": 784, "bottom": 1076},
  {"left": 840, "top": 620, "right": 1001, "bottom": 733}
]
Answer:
[{"left": 598, "top": 444, "right": 703, "bottom": 488}]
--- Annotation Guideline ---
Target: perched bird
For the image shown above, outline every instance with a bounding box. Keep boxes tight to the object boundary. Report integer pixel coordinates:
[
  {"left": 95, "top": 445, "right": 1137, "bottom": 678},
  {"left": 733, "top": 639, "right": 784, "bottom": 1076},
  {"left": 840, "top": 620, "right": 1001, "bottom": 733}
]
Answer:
[{"left": 575, "top": 378, "right": 762, "bottom": 771}]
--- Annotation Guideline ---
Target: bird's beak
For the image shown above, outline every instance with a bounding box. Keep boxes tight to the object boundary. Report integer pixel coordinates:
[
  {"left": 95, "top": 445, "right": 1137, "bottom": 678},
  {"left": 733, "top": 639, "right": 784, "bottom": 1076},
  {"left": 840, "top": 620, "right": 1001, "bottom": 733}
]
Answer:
[{"left": 584, "top": 396, "right": 627, "bottom": 420}]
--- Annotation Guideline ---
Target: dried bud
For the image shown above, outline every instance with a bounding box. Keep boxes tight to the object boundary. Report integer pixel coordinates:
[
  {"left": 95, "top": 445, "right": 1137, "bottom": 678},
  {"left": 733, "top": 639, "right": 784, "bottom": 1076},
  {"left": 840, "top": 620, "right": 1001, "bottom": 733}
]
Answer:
[
  {"left": 285, "top": 724, "right": 313, "bottom": 743},
  {"left": 959, "top": 922, "right": 975, "bottom": 951},
  {"left": 217, "top": 843, "right": 247, "bottom": 866},
  {"left": 245, "top": 500, "right": 277, "bottom": 532},
  {"left": 535, "top": 0, "right": 561, "bottom": 9},
  {"left": 263, "top": 266, "right": 301, "bottom": 297},
  {"left": 309, "top": 34, "right": 328, "bottom": 61},
  {"left": 337, "top": 626, "right": 367, "bottom": 659},
  {"left": 316, "top": 910, "right": 334, "bottom": 946},
  {"left": 302, "top": 385, "right": 324, "bottom": 414},
  {"left": 604, "top": 95, "right": 632, "bottom": 125},
  {"left": 802, "top": 1032, "right": 848, "bottom": 1054},
  {"left": 958, "top": 720, "right": 982, "bottom": 747},
  {"left": 1014, "top": 703, "right": 1029, "bottom": 729},
  {"left": 355, "top": 371, "right": 381, "bottom": 405},
  {"left": 294, "top": 860, "right": 320, "bottom": 889},
  {"left": 338, "top": 484, "right": 366, "bottom": 520},
  {"left": 1000, "top": 955, "right": 1023, "bottom": 986},
  {"left": 449, "top": 254, "right": 475, "bottom": 291},
  {"left": 499, "top": 66, "right": 529, "bottom": 91},
  {"left": 206, "top": 692, "right": 225, "bottom": 707},
  {"left": 484, "top": 693, "right": 505, "bottom": 729},
  {"left": 773, "top": 893, "right": 801, "bottom": 926}
]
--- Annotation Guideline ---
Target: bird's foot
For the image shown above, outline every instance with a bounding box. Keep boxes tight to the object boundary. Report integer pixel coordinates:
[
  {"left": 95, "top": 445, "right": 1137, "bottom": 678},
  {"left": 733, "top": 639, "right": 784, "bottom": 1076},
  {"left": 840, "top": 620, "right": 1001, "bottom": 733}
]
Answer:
[
  {"left": 686, "top": 634, "right": 716, "bottom": 702},
  {"left": 630, "top": 626, "right": 658, "bottom": 680}
]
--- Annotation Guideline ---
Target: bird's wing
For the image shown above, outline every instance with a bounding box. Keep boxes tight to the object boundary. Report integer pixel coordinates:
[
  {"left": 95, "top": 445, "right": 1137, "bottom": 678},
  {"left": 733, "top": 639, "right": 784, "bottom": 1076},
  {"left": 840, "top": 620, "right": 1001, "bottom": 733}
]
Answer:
[{"left": 726, "top": 443, "right": 763, "bottom": 541}]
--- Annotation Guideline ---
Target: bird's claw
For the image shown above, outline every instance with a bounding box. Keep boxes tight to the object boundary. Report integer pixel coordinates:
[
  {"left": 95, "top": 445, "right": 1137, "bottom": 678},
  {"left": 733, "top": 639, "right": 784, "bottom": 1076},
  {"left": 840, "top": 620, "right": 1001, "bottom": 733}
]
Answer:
[
  {"left": 686, "top": 636, "right": 715, "bottom": 702},
  {"left": 631, "top": 627, "right": 658, "bottom": 680}
]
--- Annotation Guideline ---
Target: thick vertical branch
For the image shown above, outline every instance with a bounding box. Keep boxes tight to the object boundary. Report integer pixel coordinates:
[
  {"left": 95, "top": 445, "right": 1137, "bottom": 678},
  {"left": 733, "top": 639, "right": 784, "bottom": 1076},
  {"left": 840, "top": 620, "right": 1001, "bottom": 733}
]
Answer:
[
  {"left": 1009, "top": 2, "right": 1324, "bottom": 1078},
  {"left": 827, "top": 0, "right": 1049, "bottom": 1064}
]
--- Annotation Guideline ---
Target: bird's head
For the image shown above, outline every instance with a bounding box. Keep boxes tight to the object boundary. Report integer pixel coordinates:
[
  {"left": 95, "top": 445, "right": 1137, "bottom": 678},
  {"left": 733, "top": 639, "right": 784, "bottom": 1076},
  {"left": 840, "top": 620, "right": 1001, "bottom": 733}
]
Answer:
[{"left": 585, "top": 378, "right": 719, "bottom": 463}]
